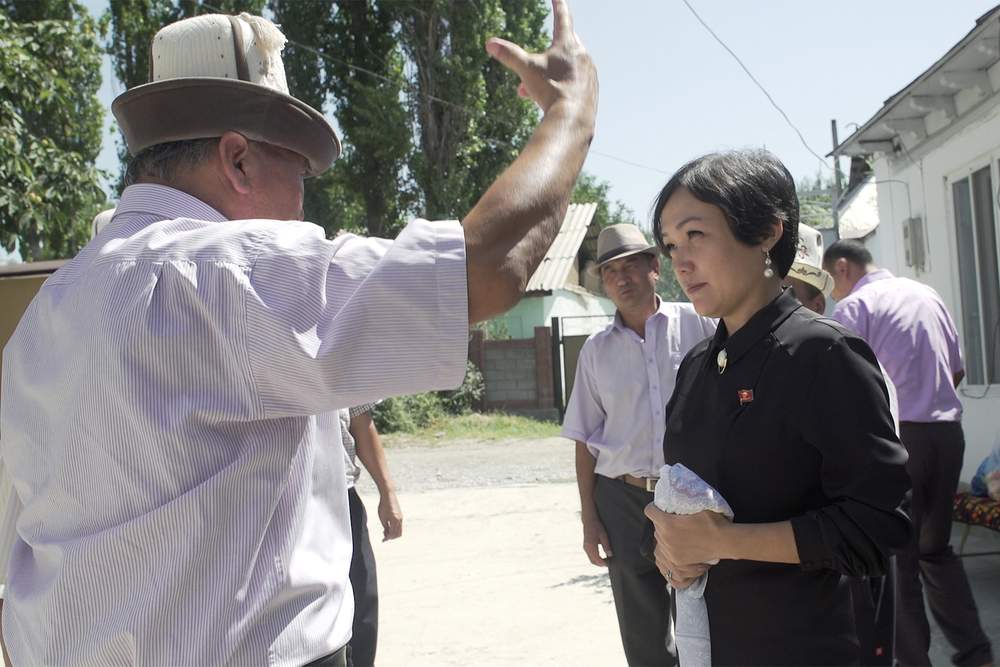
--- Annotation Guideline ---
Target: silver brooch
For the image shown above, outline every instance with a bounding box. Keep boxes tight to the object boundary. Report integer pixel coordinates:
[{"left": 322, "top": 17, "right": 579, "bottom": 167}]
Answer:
[{"left": 717, "top": 349, "right": 728, "bottom": 374}]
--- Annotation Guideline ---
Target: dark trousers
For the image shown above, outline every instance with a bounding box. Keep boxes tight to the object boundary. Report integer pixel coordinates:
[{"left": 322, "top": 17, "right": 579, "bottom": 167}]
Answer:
[
  {"left": 595, "top": 475, "right": 676, "bottom": 667},
  {"left": 894, "top": 421, "right": 992, "bottom": 667},
  {"left": 347, "top": 488, "right": 379, "bottom": 667}
]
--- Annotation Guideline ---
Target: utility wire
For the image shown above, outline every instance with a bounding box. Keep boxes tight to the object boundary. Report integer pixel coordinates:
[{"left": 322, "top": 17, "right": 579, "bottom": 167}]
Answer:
[
  {"left": 680, "top": 0, "right": 833, "bottom": 172},
  {"left": 200, "top": 2, "right": 669, "bottom": 177}
]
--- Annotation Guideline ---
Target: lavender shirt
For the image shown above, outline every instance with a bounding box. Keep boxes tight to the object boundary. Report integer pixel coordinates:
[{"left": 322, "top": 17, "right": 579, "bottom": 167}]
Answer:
[
  {"left": 832, "top": 269, "right": 963, "bottom": 422},
  {"left": 0, "top": 184, "right": 468, "bottom": 666}
]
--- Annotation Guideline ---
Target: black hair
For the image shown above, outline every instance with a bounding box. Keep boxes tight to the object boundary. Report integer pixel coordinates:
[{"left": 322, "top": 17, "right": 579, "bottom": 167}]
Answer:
[
  {"left": 823, "top": 239, "right": 873, "bottom": 268},
  {"left": 650, "top": 149, "right": 799, "bottom": 278}
]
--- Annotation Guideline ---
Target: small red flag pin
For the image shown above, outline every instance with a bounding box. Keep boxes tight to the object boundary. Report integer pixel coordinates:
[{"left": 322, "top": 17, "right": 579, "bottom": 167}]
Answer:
[{"left": 738, "top": 389, "right": 754, "bottom": 405}]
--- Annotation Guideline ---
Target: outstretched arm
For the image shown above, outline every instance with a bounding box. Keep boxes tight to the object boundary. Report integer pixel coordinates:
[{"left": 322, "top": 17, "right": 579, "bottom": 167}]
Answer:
[{"left": 463, "top": 0, "right": 598, "bottom": 323}]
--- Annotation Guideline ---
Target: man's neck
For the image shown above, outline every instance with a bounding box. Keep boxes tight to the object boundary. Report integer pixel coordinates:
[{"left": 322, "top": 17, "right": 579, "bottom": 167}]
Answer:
[{"left": 618, "top": 297, "right": 658, "bottom": 338}]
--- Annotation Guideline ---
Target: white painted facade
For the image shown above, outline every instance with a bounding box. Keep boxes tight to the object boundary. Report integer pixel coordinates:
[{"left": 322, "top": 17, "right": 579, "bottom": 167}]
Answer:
[{"left": 849, "top": 78, "right": 1000, "bottom": 483}]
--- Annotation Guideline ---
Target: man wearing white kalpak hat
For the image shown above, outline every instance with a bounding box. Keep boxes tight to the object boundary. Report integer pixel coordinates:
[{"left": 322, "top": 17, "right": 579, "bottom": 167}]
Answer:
[
  {"left": 562, "top": 223, "right": 715, "bottom": 666},
  {"left": 783, "top": 223, "right": 834, "bottom": 315},
  {"left": 0, "top": 3, "right": 597, "bottom": 665}
]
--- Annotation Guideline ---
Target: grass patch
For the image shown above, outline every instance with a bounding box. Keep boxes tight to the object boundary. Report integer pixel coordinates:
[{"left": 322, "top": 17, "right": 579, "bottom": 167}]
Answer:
[{"left": 381, "top": 412, "right": 561, "bottom": 446}]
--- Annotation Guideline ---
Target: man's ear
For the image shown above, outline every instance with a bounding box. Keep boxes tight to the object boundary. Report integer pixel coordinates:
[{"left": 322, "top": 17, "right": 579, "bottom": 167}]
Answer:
[
  {"left": 218, "top": 132, "right": 252, "bottom": 195},
  {"left": 650, "top": 254, "right": 661, "bottom": 278}
]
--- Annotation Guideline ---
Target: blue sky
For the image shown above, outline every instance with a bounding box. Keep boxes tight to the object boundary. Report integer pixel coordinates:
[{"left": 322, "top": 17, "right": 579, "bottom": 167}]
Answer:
[{"left": 82, "top": 0, "right": 999, "bottom": 228}]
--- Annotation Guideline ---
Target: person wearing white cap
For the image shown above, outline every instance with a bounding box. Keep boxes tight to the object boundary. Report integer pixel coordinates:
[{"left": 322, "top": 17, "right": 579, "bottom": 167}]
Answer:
[
  {"left": 783, "top": 223, "right": 833, "bottom": 315},
  {"left": 784, "top": 224, "right": 899, "bottom": 666},
  {"left": 562, "top": 223, "right": 715, "bottom": 666},
  {"left": 0, "top": 2, "right": 597, "bottom": 665}
]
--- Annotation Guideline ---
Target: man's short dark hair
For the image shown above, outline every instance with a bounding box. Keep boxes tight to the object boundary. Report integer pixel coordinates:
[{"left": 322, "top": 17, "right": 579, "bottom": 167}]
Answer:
[
  {"left": 123, "top": 138, "right": 219, "bottom": 188},
  {"left": 650, "top": 149, "right": 799, "bottom": 278},
  {"left": 823, "top": 239, "right": 872, "bottom": 269}
]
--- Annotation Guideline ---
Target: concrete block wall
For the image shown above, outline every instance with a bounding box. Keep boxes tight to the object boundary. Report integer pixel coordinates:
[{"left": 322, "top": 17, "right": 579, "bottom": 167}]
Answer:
[{"left": 469, "top": 327, "right": 557, "bottom": 418}]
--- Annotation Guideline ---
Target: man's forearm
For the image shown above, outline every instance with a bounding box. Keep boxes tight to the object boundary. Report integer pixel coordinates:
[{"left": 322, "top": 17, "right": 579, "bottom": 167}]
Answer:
[
  {"left": 575, "top": 440, "right": 599, "bottom": 517},
  {"left": 351, "top": 414, "right": 395, "bottom": 495},
  {"left": 463, "top": 101, "right": 596, "bottom": 323}
]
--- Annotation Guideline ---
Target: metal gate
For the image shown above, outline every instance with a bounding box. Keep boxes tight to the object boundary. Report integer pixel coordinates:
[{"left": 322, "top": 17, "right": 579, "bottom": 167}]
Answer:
[{"left": 550, "top": 314, "right": 614, "bottom": 420}]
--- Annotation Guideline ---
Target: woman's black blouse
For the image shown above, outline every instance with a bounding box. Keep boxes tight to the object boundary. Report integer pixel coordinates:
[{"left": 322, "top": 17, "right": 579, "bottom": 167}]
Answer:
[{"left": 663, "top": 289, "right": 911, "bottom": 666}]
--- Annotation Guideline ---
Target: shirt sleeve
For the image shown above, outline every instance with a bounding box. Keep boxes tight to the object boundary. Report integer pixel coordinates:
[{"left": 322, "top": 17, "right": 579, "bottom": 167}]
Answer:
[
  {"left": 244, "top": 218, "right": 469, "bottom": 418},
  {"left": 941, "top": 300, "right": 965, "bottom": 374},
  {"left": 0, "top": 459, "right": 22, "bottom": 599},
  {"left": 348, "top": 403, "right": 378, "bottom": 418},
  {"left": 560, "top": 341, "right": 604, "bottom": 453},
  {"left": 789, "top": 336, "right": 912, "bottom": 577},
  {"left": 831, "top": 298, "right": 866, "bottom": 339}
]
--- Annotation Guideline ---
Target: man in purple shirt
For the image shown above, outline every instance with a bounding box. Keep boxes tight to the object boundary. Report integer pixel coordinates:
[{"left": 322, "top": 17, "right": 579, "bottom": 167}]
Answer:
[{"left": 824, "top": 240, "right": 992, "bottom": 667}]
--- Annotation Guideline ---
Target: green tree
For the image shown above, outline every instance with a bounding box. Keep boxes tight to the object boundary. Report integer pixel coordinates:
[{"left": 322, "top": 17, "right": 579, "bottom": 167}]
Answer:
[
  {"left": 395, "top": 0, "right": 547, "bottom": 220},
  {"left": 106, "top": 0, "right": 266, "bottom": 193},
  {"left": 798, "top": 171, "right": 835, "bottom": 229},
  {"left": 272, "top": 0, "right": 413, "bottom": 238},
  {"left": 0, "top": 1, "right": 108, "bottom": 261}
]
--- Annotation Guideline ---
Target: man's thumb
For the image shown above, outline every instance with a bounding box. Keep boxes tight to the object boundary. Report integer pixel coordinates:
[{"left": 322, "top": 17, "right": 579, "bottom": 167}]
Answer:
[{"left": 485, "top": 37, "right": 532, "bottom": 77}]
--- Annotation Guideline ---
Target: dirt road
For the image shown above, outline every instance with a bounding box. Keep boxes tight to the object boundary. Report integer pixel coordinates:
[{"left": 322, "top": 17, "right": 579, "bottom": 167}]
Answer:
[{"left": 355, "top": 437, "right": 628, "bottom": 666}]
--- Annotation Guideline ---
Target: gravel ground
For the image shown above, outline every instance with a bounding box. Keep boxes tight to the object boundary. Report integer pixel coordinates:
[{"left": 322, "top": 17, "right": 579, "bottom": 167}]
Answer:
[
  {"left": 356, "top": 435, "right": 1000, "bottom": 667},
  {"left": 355, "top": 436, "right": 577, "bottom": 495}
]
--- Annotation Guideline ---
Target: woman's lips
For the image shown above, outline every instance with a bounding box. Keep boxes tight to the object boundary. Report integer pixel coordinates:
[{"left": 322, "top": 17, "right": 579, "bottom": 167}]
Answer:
[{"left": 685, "top": 282, "right": 707, "bottom": 296}]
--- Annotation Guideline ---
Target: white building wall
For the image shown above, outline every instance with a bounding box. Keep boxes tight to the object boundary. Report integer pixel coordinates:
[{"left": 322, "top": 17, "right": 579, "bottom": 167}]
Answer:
[{"left": 868, "top": 102, "right": 1000, "bottom": 482}]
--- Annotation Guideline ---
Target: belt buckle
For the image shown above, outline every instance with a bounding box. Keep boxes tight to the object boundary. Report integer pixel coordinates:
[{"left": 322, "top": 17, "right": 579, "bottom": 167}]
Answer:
[{"left": 645, "top": 477, "right": 659, "bottom": 492}]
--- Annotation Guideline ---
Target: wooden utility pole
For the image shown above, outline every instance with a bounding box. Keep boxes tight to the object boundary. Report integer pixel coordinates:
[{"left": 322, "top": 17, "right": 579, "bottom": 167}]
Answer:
[{"left": 831, "top": 119, "right": 843, "bottom": 238}]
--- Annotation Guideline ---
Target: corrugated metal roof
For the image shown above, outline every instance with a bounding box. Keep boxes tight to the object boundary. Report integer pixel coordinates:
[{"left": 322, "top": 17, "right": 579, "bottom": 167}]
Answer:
[{"left": 525, "top": 202, "right": 598, "bottom": 292}]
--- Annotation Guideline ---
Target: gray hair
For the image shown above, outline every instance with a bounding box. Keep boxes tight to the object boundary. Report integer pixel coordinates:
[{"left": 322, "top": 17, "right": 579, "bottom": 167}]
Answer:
[{"left": 123, "top": 138, "right": 219, "bottom": 187}]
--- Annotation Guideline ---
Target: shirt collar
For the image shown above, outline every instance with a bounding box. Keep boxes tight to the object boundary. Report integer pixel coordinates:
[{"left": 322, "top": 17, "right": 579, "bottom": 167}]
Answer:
[
  {"left": 850, "top": 268, "right": 894, "bottom": 295},
  {"left": 709, "top": 288, "right": 802, "bottom": 367},
  {"left": 612, "top": 295, "right": 665, "bottom": 333},
  {"left": 113, "top": 184, "right": 229, "bottom": 224}
]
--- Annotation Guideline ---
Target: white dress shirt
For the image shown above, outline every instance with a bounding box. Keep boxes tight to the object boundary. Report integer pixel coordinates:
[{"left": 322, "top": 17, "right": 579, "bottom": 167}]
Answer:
[
  {"left": 0, "top": 184, "right": 468, "bottom": 666},
  {"left": 561, "top": 300, "right": 716, "bottom": 479}
]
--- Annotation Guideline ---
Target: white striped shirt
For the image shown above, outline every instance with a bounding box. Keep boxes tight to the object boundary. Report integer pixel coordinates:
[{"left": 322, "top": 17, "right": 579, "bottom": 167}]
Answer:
[
  {"left": 561, "top": 301, "right": 716, "bottom": 479},
  {"left": 0, "top": 184, "right": 468, "bottom": 666}
]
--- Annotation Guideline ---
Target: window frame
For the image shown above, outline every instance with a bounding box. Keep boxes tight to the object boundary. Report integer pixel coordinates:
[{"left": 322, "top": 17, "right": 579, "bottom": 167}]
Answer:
[{"left": 946, "top": 156, "right": 1000, "bottom": 386}]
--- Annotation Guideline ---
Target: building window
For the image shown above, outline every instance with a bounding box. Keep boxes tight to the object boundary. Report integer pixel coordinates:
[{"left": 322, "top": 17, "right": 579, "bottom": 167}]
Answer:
[{"left": 951, "top": 165, "right": 1000, "bottom": 384}]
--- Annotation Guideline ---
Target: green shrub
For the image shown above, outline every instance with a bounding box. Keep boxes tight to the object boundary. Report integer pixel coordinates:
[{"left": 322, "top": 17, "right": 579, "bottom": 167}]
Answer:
[
  {"left": 438, "top": 361, "right": 485, "bottom": 415},
  {"left": 372, "top": 392, "right": 446, "bottom": 434},
  {"left": 372, "top": 362, "right": 485, "bottom": 433}
]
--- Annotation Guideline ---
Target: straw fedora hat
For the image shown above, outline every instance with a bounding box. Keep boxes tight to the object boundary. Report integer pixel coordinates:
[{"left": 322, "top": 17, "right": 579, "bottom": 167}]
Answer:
[
  {"left": 586, "top": 223, "right": 657, "bottom": 276},
  {"left": 788, "top": 224, "right": 833, "bottom": 296},
  {"left": 111, "top": 13, "right": 340, "bottom": 176}
]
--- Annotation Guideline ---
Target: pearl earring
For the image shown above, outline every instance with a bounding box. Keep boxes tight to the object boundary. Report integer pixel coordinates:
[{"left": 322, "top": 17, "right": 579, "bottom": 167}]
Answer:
[{"left": 763, "top": 250, "right": 775, "bottom": 278}]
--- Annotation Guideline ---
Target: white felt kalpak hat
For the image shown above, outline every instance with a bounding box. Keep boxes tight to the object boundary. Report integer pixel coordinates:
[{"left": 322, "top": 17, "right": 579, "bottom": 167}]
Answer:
[
  {"left": 111, "top": 13, "right": 340, "bottom": 176},
  {"left": 788, "top": 224, "right": 834, "bottom": 296}
]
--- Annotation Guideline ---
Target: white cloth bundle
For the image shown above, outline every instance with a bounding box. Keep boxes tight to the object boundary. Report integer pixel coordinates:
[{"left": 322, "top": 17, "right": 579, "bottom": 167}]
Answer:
[{"left": 653, "top": 463, "right": 734, "bottom": 667}]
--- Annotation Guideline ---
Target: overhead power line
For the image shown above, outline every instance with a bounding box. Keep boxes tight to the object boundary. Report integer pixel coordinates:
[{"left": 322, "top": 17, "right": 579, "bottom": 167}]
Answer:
[{"left": 680, "top": 0, "right": 833, "bottom": 172}]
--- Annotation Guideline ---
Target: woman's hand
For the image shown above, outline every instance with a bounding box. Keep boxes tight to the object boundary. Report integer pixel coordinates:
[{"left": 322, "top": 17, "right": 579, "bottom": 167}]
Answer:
[{"left": 644, "top": 504, "right": 732, "bottom": 584}]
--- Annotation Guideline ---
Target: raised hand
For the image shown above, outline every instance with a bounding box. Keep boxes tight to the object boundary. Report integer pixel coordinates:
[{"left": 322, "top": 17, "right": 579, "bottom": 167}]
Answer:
[{"left": 485, "top": 0, "right": 598, "bottom": 116}]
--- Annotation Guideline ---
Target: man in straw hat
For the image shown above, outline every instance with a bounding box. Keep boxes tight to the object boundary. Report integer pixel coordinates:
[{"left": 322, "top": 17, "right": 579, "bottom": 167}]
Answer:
[
  {"left": 561, "top": 223, "right": 715, "bottom": 666},
  {"left": 0, "top": 2, "right": 597, "bottom": 665}
]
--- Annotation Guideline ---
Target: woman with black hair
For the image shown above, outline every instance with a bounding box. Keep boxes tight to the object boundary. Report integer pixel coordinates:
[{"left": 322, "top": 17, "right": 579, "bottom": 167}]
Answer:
[{"left": 643, "top": 149, "right": 911, "bottom": 665}]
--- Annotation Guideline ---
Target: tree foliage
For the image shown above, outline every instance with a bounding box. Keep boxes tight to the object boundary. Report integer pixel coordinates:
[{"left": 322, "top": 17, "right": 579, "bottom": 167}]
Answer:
[
  {"left": 0, "top": 1, "right": 107, "bottom": 261},
  {"left": 273, "top": 0, "right": 547, "bottom": 237},
  {"left": 798, "top": 171, "right": 836, "bottom": 229}
]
